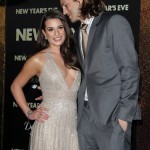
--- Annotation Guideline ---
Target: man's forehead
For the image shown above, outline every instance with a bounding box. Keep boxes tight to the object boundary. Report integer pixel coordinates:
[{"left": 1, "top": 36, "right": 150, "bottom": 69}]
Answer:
[
  {"left": 60, "top": 0, "right": 66, "bottom": 4},
  {"left": 60, "top": 0, "right": 70, "bottom": 5}
]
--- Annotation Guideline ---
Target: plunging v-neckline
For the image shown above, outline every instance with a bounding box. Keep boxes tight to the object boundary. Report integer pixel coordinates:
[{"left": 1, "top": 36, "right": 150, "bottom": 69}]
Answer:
[{"left": 48, "top": 51, "right": 78, "bottom": 90}]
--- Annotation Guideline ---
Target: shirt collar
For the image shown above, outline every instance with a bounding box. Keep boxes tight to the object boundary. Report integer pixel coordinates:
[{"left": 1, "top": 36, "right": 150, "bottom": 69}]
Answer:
[{"left": 83, "top": 17, "right": 94, "bottom": 25}]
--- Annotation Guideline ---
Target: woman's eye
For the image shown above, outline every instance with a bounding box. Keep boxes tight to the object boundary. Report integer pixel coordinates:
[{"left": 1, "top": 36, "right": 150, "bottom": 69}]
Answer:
[
  {"left": 48, "top": 28, "right": 53, "bottom": 31},
  {"left": 59, "top": 26, "right": 64, "bottom": 29}
]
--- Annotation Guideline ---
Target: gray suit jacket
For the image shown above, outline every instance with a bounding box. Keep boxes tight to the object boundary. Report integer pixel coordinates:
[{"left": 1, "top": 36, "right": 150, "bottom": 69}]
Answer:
[{"left": 75, "top": 12, "right": 141, "bottom": 128}]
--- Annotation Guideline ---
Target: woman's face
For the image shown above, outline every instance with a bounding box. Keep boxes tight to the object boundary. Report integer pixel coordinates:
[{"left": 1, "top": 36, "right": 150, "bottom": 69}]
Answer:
[{"left": 42, "top": 18, "right": 66, "bottom": 48}]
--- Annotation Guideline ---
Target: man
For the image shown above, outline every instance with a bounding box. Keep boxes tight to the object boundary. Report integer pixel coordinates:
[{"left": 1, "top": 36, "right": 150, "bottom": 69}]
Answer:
[{"left": 59, "top": 0, "right": 141, "bottom": 150}]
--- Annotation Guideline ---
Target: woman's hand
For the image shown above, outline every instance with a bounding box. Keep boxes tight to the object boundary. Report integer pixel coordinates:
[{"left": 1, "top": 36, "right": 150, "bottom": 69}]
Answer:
[{"left": 28, "top": 107, "right": 49, "bottom": 123}]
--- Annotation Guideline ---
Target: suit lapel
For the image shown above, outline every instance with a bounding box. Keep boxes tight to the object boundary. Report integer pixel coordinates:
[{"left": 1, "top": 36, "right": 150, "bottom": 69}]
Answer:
[
  {"left": 75, "top": 28, "right": 84, "bottom": 70},
  {"left": 86, "top": 12, "right": 104, "bottom": 56},
  {"left": 75, "top": 12, "right": 104, "bottom": 70}
]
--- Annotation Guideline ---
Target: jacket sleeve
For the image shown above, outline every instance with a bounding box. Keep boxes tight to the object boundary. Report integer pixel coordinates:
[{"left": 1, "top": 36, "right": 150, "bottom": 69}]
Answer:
[{"left": 107, "top": 14, "right": 140, "bottom": 123}]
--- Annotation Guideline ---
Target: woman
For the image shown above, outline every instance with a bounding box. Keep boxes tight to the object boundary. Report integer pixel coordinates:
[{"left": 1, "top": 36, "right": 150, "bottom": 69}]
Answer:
[{"left": 11, "top": 9, "right": 81, "bottom": 150}]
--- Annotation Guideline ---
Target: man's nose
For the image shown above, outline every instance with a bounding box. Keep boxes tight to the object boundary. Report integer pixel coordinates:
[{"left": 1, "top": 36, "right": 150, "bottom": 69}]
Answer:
[{"left": 62, "top": 7, "right": 68, "bottom": 15}]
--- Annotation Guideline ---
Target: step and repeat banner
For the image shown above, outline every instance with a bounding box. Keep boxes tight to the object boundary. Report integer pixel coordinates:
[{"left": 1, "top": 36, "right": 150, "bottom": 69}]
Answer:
[{"left": 3, "top": 0, "right": 140, "bottom": 149}]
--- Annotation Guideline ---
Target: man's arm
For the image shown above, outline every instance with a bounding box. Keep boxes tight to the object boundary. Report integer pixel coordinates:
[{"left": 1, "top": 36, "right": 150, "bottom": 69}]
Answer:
[{"left": 108, "top": 14, "right": 140, "bottom": 125}]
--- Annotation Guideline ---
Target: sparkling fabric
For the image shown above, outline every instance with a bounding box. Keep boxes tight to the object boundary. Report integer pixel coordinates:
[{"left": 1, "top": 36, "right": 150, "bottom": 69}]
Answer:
[{"left": 29, "top": 50, "right": 81, "bottom": 150}]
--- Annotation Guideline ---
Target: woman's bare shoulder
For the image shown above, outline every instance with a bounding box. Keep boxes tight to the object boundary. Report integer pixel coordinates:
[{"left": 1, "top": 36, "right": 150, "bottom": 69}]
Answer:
[{"left": 27, "top": 49, "right": 47, "bottom": 64}]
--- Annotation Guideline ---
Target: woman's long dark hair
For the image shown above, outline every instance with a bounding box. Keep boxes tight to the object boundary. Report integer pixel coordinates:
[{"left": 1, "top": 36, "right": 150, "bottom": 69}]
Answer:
[
  {"left": 37, "top": 9, "right": 81, "bottom": 70},
  {"left": 79, "top": 0, "right": 105, "bottom": 17}
]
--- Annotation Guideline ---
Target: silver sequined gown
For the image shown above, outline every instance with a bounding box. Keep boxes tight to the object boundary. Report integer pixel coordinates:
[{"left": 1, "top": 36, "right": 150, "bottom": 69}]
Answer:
[{"left": 29, "top": 50, "right": 81, "bottom": 150}]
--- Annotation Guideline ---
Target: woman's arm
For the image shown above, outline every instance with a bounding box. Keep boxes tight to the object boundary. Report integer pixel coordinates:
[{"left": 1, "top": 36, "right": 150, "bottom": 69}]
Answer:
[{"left": 10, "top": 55, "right": 48, "bottom": 122}]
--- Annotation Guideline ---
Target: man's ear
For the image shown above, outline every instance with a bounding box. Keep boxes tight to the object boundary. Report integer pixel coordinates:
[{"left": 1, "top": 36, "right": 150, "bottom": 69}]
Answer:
[{"left": 74, "top": 0, "right": 83, "bottom": 8}]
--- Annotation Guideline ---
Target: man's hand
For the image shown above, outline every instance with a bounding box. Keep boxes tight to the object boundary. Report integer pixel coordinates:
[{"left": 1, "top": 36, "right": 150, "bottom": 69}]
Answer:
[
  {"left": 35, "top": 95, "right": 43, "bottom": 100},
  {"left": 118, "top": 119, "right": 128, "bottom": 131}
]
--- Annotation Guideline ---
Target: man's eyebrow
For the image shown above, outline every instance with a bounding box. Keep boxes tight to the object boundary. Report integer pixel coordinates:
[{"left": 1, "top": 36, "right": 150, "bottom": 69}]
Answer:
[
  {"left": 61, "top": 2, "right": 66, "bottom": 6},
  {"left": 60, "top": 2, "right": 63, "bottom": 6}
]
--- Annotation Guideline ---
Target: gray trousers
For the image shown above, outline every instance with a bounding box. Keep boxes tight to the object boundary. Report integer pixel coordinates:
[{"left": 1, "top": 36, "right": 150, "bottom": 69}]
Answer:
[{"left": 77, "top": 106, "right": 132, "bottom": 150}]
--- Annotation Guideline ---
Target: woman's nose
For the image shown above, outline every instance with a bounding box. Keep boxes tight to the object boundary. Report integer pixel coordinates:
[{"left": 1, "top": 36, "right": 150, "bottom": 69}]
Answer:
[{"left": 54, "top": 29, "right": 59, "bottom": 35}]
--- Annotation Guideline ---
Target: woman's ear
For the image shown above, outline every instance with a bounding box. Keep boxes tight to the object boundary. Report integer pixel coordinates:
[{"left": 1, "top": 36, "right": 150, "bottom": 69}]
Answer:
[
  {"left": 42, "top": 29, "right": 47, "bottom": 39},
  {"left": 42, "top": 29, "right": 46, "bottom": 36}
]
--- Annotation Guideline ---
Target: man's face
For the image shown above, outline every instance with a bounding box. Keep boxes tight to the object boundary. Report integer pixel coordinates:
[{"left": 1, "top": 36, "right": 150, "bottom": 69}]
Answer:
[{"left": 60, "top": 0, "right": 83, "bottom": 23}]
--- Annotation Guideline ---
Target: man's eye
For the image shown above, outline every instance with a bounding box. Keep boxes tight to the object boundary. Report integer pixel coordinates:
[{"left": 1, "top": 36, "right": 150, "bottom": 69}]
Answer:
[{"left": 63, "top": 3, "right": 68, "bottom": 8}]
